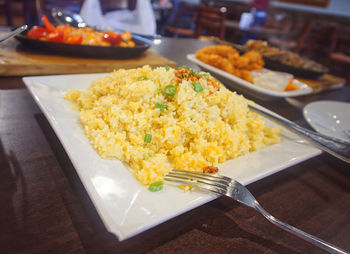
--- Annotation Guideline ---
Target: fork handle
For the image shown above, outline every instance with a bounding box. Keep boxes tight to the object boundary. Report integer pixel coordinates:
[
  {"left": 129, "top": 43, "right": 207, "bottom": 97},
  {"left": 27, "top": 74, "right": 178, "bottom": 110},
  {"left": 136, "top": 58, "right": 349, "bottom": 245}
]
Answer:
[
  {"left": 249, "top": 105, "right": 350, "bottom": 164},
  {"left": 0, "top": 25, "right": 28, "bottom": 42},
  {"left": 255, "top": 203, "right": 348, "bottom": 254}
]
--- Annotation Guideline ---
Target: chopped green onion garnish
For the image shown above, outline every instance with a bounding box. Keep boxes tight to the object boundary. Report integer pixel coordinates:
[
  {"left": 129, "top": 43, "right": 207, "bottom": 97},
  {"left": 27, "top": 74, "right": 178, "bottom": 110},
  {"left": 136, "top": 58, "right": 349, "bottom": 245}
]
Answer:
[
  {"left": 144, "top": 133, "right": 152, "bottom": 143},
  {"left": 155, "top": 102, "right": 167, "bottom": 112},
  {"left": 198, "top": 73, "right": 209, "bottom": 77},
  {"left": 143, "top": 152, "right": 152, "bottom": 159},
  {"left": 165, "top": 65, "right": 170, "bottom": 71},
  {"left": 191, "top": 69, "right": 199, "bottom": 75},
  {"left": 193, "top": 81, "right": 203, "bottom": 92},
  {"left": 148, "top": 181, "right": 164, "bottom": 192},
  {"left": 163, "top": 84, "right": 176, "bottom": 97},
  {"left": 183, "top": 73, "right": 189, "bottom": 78},
  {"left": 137, "top": 75, "right": 148, "bottom": 81},
  {"left": 179, "top": 65, "right": 190, "bottom": 70}
]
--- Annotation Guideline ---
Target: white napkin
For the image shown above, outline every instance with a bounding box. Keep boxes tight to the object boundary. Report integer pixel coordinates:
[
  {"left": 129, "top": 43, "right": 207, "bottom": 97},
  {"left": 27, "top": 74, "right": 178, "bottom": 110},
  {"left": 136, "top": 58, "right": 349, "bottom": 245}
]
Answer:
[{"left": 80, "top": 0, "right": 156, "bottom": 35}]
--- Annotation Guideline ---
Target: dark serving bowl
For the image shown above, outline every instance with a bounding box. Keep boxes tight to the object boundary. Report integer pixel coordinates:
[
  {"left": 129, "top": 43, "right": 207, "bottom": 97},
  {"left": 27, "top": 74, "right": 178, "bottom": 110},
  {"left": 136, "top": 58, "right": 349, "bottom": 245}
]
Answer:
[
  {"left": 15, "top": 29, "right": 151, "bottom": 59},
  {"left": 263, "top": 56, "right": 328, "bottom": 79},
  {"left": 231, "top": 43, "right": 328, "bottom": 79}
]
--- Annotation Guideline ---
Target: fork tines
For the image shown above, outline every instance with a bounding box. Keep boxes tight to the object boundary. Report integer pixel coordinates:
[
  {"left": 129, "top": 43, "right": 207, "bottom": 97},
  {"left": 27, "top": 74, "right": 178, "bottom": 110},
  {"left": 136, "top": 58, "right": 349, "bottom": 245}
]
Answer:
[{"left": 164, "top": 169, "right": 230, "bottom": 195}]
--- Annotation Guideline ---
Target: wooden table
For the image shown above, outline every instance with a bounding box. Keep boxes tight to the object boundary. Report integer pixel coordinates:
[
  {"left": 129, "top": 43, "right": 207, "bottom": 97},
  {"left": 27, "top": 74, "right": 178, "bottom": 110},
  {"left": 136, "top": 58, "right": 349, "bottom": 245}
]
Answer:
[{"left": 1, "top": 37, "right": 350, "bottom": 254}]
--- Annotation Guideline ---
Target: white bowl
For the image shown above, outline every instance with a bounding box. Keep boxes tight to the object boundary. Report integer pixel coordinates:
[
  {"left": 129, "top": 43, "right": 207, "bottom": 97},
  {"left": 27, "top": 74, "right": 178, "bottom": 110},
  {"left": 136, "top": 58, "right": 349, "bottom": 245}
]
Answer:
[{"left": 303, "top": 100, "right": 350, "bottom": 142}]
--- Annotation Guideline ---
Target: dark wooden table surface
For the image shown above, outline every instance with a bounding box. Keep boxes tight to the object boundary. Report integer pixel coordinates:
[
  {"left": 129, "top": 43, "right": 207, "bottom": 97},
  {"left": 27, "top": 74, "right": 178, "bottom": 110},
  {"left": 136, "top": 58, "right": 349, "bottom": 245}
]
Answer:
[{"left": 1, "top": 37, "right": 350, "bottom": 254}]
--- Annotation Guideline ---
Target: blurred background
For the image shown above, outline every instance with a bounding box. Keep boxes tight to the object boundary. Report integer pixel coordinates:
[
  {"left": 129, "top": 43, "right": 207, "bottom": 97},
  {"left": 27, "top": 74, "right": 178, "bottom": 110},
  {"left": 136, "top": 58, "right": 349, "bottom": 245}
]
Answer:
[{"left": 1, "top": 0, "right": 349, "bottom": 84}]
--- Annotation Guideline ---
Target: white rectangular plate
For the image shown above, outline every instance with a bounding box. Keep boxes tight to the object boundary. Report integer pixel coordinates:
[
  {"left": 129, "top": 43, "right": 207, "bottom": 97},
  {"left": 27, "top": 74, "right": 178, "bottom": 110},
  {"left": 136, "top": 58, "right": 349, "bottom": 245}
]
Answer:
[
  {"left": 187, "top": 54, "right": 313, "bottom": 99},
  {"left": 23, "top": 73, "right": 321, "bottom": 241}
]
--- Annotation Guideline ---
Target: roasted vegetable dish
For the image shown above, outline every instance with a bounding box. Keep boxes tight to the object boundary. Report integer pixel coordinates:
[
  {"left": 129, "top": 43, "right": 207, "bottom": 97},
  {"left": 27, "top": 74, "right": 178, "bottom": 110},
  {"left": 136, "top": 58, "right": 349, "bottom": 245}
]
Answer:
[{"left": 26, "top": 15, "right": 135, "bottom": 47}]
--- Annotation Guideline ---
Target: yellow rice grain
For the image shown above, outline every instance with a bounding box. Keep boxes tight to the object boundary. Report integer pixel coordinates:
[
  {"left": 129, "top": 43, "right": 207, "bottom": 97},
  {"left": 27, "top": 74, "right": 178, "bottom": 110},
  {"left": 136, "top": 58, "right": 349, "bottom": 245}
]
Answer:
[{"left": 65, "top": 65, "right": 281, "bottom": 185}]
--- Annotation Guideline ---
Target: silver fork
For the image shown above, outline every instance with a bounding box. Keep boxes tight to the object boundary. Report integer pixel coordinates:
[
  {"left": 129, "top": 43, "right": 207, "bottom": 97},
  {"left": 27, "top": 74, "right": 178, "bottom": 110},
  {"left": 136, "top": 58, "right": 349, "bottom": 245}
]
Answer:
[{"left": 165, "top": 170, "right": 349, "bottom": 254}]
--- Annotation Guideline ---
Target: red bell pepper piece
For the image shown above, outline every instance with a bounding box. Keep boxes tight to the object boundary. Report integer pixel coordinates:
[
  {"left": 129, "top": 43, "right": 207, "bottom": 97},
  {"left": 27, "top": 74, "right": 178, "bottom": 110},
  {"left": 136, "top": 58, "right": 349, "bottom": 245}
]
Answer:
[
  {"left": 66, "top": 34, "right": 83, "bottom": 44},
  {"left": 42, "top": 14, "right": 56, "bottom": 33},
  {"left": 27, "top": 26, "right": 48, "bottom": 39},
  {"left": 46, "top": 30, "right": 64, "bottom": 43},
  {"left": 102, "top": 31, "right": 121, "bottom": 44}
]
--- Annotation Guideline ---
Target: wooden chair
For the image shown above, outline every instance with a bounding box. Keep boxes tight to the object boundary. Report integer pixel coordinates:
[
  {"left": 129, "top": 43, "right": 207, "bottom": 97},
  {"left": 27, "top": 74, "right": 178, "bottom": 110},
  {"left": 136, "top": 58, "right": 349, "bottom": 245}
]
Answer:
[
  {"left": 267, "top": 19, "right": 310, "bottom": 51},
  {"left": 0, "top": 0, "right": 33, "bottom": 27},
  {"left": 0, "top": 0, "right": 13, "bottom": 26},
  {"left": 195, "top": 5, "right": 227, "bottom": 40},
  {"left": 163, "top": 2, "right": 199, "bottom": 38},
  {"left": 327, "top": 26, "right": 350, "bottom": 84}
]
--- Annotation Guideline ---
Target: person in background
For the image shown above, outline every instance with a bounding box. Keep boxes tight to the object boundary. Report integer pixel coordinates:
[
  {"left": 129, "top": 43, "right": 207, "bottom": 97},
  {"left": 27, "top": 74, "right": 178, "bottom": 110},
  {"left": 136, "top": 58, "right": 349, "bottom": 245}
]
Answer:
[
  {"left": 81, "top": 0, "right": 156, "bottom": 36},
  {"left": 246, "top": 0, "right": 272, "bottom": 26},
  {"left": 161, "top": 0, "right": 200, "bottom": 30},
  {"left": 239, "top": 0, "right": 272, "bottom": 43},
  {"left": 158, "top": 0, "right": 171, "bottom": 8}
]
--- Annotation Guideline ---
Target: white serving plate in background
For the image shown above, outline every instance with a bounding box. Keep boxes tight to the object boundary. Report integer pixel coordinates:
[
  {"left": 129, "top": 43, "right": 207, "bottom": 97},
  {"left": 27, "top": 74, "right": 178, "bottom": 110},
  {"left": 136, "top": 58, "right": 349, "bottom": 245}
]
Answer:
[{"left": 187, "top": 54, "right": 312, "bottom": 99}]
